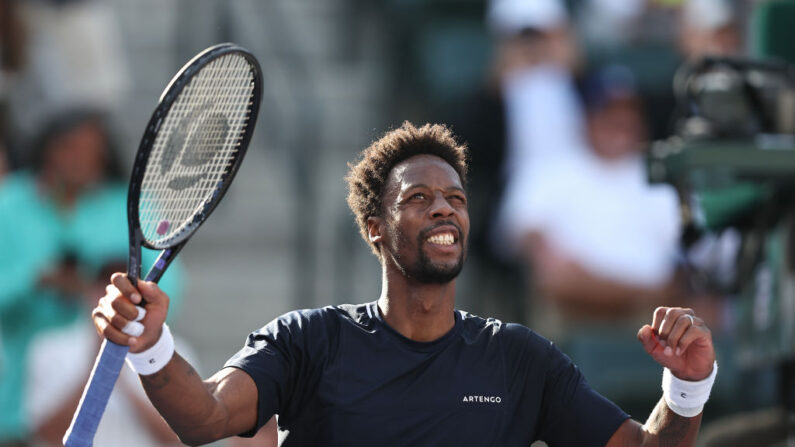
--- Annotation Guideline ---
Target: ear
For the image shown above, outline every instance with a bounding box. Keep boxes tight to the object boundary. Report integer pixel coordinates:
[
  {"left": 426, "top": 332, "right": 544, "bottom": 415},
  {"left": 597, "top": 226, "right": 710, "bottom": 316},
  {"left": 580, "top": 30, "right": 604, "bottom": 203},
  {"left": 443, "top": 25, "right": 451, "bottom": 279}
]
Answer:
[{"left": 367, "top": 216, "right": 383, "bottom": 244}]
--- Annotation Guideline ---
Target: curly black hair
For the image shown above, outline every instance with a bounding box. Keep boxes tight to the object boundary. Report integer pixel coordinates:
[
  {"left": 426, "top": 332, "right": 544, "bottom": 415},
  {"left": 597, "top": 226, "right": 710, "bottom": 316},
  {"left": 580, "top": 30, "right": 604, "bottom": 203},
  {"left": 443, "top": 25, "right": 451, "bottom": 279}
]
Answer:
[{"left": 345, "top": 121, "right": 468, "bottom": 257}]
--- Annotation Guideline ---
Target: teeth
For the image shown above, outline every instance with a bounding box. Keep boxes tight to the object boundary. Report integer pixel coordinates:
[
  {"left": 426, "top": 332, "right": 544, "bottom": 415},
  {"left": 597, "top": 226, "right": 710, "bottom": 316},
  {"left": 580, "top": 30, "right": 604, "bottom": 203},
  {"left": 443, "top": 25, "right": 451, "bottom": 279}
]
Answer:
[{"left": 427, "top": 233, "right": 455, "bottom": 245}]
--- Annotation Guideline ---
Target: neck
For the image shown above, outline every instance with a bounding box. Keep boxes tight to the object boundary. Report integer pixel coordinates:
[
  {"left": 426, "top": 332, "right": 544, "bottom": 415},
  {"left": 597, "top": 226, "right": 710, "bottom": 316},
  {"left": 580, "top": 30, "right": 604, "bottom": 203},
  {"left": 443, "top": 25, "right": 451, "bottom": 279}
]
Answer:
[{"left": 376, "top": 265, "right": 457, "bottom": 342}]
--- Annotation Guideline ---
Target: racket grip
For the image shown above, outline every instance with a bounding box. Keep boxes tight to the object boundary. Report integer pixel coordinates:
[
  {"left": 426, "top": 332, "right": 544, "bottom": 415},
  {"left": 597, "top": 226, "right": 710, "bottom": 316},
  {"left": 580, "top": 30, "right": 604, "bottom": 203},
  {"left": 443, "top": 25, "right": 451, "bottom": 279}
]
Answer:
[{"left": 63, "top": 339, "right": 130, "bottom": 447}]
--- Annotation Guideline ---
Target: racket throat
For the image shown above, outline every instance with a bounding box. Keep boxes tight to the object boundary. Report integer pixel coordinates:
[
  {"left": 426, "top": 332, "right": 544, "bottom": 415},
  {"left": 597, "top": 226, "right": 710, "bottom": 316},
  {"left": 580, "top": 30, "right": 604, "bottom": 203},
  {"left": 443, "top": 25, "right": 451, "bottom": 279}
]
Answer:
[
  {"left": 144, "top": 246, "right": 182, "bottom": 283},
  {"left": 128, "top": 228, "right": 144, "bottom": 286}
]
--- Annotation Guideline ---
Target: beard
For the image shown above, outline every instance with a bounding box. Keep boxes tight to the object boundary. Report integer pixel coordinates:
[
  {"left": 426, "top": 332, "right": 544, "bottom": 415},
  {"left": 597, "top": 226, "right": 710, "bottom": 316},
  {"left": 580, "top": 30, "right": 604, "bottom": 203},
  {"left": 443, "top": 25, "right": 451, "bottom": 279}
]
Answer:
[
  {"left": 388, "top": 221, "right": 467, "bottom": 284},
  {"left": 412, "top": 244, "right": 465, "bottom": 283}
]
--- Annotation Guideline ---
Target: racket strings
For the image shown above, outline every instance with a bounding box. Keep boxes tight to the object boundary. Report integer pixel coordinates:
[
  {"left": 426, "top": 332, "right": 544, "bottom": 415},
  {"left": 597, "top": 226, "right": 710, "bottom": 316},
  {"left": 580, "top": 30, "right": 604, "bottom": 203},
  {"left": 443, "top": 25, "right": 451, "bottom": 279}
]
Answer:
[{"left": 139, "top": 53, "right": 256, "bottom": 246}]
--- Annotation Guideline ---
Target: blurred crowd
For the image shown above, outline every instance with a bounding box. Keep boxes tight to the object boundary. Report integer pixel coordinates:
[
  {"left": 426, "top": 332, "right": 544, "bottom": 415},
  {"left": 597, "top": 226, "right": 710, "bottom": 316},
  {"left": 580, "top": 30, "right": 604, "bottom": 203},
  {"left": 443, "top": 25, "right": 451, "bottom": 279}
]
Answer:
[
  {"left": 0, "top": 0, "right": 792, "bottom": 446},
  {"left": 0, "top": 1, "right": 186, "bottom": 446}
]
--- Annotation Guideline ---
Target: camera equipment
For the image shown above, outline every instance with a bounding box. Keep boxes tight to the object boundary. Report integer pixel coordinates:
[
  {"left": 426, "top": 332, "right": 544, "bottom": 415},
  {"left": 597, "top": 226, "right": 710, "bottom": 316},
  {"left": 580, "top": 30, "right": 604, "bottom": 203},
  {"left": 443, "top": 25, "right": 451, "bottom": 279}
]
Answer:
[{"left": 648, "top": 55, "right": 795, "bottom": 420}]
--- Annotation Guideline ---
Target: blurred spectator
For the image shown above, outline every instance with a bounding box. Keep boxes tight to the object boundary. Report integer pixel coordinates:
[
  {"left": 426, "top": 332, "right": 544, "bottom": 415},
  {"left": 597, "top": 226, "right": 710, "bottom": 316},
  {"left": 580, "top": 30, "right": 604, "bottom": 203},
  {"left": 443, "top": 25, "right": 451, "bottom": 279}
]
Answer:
[
  {"left": 0, "top": 0, "right": 26, "bottom": 132},
  {"left": 0, "top": 137, "right": 9, "bottom": 181},
  {"left": 678, "top": 0, "right": 741, "bottom": 61},
  {"left": 497, "top": 65, "right": 684, "bottom": 416},
  {"left": 487, "top": 0, "right": 579, "bottom": 73},
  {"left": 445, "top": 0, "right": 586, "bottom": 321},
  {"left": 576, "top": 0, "right": 647, "bottom": 48},
  {"left": 25, "top": 261, "right": 182, "bottom": 447},
  {"left": 5, "top": 0, "right": 129, "bottom": 138},
  {"left": 0, "top": 0, "right": 26, "bottom": 76},
  {"left": 0, "top": 109, "right": 182, "bottom": 444},
  {"left": 488, "top": 0, "right": 590, "bottom": 264},
  {"left": 487, "top": 0, "right": 586, "bottom": 179},
  {"left": 502, "top": 65, "right": 682, "bottom": 325}
]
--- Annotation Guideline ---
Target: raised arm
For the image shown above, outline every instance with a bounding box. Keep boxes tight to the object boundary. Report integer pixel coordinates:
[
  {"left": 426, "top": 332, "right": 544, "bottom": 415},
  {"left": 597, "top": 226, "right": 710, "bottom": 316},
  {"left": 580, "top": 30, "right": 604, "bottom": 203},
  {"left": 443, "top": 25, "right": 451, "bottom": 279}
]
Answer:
[
  {"left": 523, "top": 233, "right": 680, "bottom": 319},
  {"left": 93, "top": 273, "right": 261, "bottom": 446},
  {"left": 606, "top": 307, "right": 717, "bottom": 447}
]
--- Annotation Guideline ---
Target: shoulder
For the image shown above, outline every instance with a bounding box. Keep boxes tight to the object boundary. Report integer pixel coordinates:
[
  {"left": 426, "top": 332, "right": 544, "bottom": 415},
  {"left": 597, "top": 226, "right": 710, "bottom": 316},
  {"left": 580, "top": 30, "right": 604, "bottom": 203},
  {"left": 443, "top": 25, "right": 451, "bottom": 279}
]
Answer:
[
  {"left": 231, "top": 304, "right": 372, "bottom": 371},
  {"left": 459, "top": 312, "right": 553, "bottom": 356},
  {"left": 499, "top": 322, "right": 557, "bottom": 363},
  {"left": 333, "top": 302, "right": 375, "bottom": 326},
  {"left": 274, "top": 303, "right": 371, "bottom": 325},
  {"left": 253, "top": 303, "right": 372, "bottom": 340}
]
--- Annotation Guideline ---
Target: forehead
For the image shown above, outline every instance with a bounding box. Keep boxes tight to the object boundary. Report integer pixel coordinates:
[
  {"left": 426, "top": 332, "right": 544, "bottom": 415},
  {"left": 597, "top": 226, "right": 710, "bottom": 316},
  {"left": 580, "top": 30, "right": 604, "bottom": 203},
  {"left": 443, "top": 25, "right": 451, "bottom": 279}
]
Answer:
[{"left": 386, "top": 154, "right": 462, "bottom": 191}]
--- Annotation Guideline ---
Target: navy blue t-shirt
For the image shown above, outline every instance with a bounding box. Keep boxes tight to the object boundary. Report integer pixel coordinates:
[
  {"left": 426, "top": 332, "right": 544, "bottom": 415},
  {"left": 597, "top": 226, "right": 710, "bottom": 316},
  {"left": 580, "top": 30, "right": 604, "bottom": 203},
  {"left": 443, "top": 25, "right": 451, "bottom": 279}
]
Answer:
[{"left": 225, "top": 302, "right": 630, "bottom": 446}]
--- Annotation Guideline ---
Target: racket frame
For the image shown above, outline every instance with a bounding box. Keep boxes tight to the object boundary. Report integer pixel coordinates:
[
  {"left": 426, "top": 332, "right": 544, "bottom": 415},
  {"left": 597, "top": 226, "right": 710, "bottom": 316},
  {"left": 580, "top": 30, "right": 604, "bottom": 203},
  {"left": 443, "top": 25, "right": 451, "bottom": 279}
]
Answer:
[
  {"left": 127, "top": 42, "right": 262, "bottom": 285},
  {"left": 64, "top": 42, "right": 262, "bottom": 447}
]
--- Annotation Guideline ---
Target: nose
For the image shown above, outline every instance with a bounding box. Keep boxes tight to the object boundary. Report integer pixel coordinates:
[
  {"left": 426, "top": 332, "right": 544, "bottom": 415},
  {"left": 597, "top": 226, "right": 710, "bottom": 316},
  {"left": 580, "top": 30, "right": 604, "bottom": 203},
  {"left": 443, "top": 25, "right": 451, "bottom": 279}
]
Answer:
[{"left": 429, "top": 192, "right": 454, "bottom": 218}]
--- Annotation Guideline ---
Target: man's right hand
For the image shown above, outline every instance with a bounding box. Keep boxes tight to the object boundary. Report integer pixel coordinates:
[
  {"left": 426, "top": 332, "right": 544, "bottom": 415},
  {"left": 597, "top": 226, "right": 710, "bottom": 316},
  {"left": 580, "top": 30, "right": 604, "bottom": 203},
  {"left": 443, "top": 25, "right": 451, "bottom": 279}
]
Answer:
[
  {"left": 91, "top": 273, "right": 259, "bottom": 446},
  {"left": 92, "top": 273, "right": 170, "bottom": 353}
]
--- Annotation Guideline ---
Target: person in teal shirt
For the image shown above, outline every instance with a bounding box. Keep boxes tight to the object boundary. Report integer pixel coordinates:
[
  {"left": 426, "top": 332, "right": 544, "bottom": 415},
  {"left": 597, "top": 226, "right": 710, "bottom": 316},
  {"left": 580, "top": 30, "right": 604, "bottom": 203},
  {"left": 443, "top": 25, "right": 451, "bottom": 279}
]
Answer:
[{"left": 0, "top": 110, "right": 182, "bottom": 444}]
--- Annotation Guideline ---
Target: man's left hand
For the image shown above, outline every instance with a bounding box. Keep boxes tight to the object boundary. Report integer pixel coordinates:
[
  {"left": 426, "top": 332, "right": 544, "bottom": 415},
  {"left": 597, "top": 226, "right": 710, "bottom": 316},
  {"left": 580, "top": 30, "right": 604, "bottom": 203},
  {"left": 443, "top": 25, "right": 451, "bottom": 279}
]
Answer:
[{"left": 637, "top": 307, "right": 716, "bottom": 381}]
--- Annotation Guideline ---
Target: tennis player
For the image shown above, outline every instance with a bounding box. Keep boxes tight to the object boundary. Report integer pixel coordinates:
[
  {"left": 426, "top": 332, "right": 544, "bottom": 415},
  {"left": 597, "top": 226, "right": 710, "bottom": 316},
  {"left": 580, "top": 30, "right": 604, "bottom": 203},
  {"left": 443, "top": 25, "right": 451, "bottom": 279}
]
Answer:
[{"left": 94, "top": 122, "right": 717, "bottom": 446}]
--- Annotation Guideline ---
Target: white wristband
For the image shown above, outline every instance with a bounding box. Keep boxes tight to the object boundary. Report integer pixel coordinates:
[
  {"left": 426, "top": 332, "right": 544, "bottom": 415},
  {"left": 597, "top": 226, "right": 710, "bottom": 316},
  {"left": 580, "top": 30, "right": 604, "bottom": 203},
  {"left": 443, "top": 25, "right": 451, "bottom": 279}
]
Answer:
[
  {"left": 662, "top": 361, "right": 718, "bottom": 417},
  {"left": 125, "top": 323, "right": 174, "bottom": 375}
]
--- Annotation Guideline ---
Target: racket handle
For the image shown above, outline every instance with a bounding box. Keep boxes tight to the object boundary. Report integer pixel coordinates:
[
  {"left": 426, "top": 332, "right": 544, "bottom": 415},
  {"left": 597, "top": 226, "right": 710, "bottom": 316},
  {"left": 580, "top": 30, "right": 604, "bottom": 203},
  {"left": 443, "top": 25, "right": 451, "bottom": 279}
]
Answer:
[{"left": 63, "top": 339, "right": 130, "bottom": 447}]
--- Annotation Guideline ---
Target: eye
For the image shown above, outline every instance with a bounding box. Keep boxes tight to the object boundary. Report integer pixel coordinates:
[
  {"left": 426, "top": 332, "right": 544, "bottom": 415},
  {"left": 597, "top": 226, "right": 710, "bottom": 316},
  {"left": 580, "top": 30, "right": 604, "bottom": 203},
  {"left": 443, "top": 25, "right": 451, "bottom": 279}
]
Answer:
[
  {"left": 449, "top": 194, "right": 466, "bottom": 205},
  {"left": 410, "top": 192, "right": 426, "bottom": 200}
]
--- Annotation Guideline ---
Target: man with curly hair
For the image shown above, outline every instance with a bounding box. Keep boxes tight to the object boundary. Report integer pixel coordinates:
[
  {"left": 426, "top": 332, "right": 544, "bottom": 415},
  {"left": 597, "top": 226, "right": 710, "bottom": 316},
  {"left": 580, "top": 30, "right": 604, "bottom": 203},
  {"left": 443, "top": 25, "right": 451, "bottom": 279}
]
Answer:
[{"left": 93, "top": 122, "right": 717, "bottom": 446}]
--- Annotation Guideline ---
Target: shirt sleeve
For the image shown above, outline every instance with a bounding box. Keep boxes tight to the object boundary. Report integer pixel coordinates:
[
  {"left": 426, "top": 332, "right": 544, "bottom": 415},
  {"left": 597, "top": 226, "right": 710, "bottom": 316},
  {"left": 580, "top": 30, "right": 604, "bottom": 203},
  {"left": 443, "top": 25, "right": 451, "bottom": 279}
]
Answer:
[
  {"left": 223, "top": 308, "right": 337, "bottom": 437},
  {"left": 536, "top": 341, "right": 630, "bottom": 446}
]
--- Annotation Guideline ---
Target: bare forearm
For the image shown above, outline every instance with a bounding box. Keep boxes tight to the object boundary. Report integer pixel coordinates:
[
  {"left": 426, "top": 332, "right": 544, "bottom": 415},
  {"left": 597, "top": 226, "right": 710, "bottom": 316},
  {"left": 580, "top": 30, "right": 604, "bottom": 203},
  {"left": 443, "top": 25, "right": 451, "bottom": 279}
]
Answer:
[
  {"left": 540, "top": 269, "right": 673, "bottom": 319},
  {"left": 610, "top": 398, "right": 703, "bottom": 447},
  {"left": 122, "top": 385, "right": 181, "bottom": 444},
  {"left": 641, "top": 398, "right": 702, "bottom": 446},
  {"left": 524, "top": 235, "right": 678, "bottom": 318},
  {"left": 139, "top": 353, "right": 235, "bottom": 445}
]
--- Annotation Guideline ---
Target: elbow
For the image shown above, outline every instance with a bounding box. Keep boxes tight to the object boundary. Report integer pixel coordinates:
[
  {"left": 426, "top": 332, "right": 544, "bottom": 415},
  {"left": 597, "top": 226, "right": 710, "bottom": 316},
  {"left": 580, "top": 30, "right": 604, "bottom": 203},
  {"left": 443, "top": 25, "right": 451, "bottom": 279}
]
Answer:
[
  {"left": 177, "top": 433, "right": 215, "bottom": 447},
  {"left": 168, "top": 404, "right": 232, "bottom": 446},
  {"left": 179, "top": 437, "right": 201, "bottom": 447},
  {"left": 174, "top": 426, "right": 225, "bottom": 447}
]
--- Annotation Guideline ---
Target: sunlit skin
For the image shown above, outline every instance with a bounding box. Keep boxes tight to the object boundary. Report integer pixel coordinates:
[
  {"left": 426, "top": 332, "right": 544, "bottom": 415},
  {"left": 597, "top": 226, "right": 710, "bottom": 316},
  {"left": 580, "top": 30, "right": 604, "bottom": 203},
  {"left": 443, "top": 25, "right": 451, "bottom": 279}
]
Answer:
[
  {"left": 367, "top": 154, "right": 469, "bottom": 342},
  {"left": 93, "top": 152, "right": 716, "bottom": 446}
]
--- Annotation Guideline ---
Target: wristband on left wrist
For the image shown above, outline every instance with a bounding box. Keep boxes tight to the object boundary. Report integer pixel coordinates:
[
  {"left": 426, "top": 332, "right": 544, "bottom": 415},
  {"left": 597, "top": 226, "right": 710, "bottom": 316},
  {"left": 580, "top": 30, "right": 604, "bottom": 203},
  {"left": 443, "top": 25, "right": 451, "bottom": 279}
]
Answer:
[{"left": 662, "top": 361, "right": 718, "bottom": 417}]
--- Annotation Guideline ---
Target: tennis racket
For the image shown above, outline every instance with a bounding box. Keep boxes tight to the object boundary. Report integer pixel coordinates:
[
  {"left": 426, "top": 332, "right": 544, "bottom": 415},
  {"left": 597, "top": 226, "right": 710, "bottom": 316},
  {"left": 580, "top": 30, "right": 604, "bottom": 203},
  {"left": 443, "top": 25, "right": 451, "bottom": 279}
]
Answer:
[{"left": 64, "top": 43, "right": 262, "bottom": 447}]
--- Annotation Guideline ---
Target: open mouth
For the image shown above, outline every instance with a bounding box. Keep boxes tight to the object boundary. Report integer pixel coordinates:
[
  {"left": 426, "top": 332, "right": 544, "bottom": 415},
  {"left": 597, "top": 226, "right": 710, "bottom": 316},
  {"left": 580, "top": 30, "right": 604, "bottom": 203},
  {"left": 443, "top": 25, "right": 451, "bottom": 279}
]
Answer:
[
  {"left": 423, "top": 223, "right": 460, "bottom": 248},
  {"left": 426, "top": 232, "right": 456, "bottom": 246}
]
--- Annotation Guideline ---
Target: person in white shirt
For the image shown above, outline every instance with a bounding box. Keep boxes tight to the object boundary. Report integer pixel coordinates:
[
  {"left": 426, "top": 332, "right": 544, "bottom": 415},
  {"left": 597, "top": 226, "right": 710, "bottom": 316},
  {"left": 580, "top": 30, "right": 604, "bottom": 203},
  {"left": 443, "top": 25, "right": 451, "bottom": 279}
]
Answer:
[{"left": 495, "top": 65, "right": 684, "bottom": 416}]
